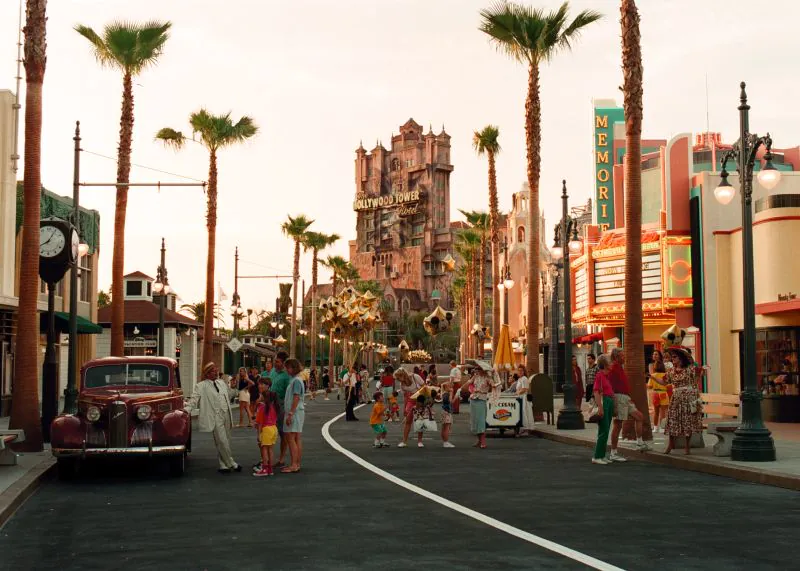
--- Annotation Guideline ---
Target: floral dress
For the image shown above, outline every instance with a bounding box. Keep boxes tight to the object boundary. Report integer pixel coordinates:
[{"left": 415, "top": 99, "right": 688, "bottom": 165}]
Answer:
[{"left": 664, "top": 365, "right": 703, "bottom": 437}]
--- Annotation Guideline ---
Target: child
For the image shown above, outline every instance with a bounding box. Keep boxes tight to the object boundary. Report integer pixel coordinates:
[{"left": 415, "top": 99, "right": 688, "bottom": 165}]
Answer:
[
  {"left": 440, "top": 391, "right": 455, "bottom": 448},
  {"left": 411, "top": 395, "right": 434, "bottom": 448},
  {"left": 370, "top": 391, "right": 388, "bottom": 448},
  {"left": 387, "top": 391, "right": 400, "bottom": 422},
  {"left": 253, "top": 384, "right": 279, "bottom": 477}
]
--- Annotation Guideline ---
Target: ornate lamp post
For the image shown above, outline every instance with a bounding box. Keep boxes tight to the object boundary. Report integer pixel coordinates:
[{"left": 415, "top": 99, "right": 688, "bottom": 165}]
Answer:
[
  {"left": 298, "top": 328, "right": 308, "bottom": 366},
  {"left": 496, "top": 236, "right": 516, "bottom": 325},
  {"left": 553, "top": 180, "right": 584, "bottom": 430},
  {"left": 152, "top": 238, "right": 170, "bottom": 356},
  {"left": 714, "top": 82, "right": 779, "bottom": 461}
]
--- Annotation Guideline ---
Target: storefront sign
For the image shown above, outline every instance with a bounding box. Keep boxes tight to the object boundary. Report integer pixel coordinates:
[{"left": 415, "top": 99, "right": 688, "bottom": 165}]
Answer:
[
  {"left": 593, "top": 106, "right": 624, "bottom": 231},
  {"left": 594, "top": 253, "right": 661, "bottom": 304},
  {"left": 778, "top": 292, "right": 797, "bottom": 302},
  {"left": 486, "top": 398, "right": 521, "bottom": 427},
  {"left": 353, "top": 190, "right": 421, "bottom": 212},
  {"left": 124, "top": 338, "right": 157, "bottom": 348}
]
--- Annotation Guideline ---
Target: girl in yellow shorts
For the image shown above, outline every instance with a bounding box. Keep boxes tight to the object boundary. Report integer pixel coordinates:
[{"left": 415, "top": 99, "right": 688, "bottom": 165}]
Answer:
[{"left": 253, "top": 384, "right": 279, "bottom": 477}]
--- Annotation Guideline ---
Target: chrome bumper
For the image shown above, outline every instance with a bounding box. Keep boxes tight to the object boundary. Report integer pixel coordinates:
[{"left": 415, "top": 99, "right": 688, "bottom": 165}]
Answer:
[{"left": 53, "top": 444, "right": 186, "bottom": 458}]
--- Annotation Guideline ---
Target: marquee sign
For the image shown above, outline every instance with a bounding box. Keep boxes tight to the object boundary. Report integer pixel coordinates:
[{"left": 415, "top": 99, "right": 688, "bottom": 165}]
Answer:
[
  {"left": 353, "top": 190, "right": 421, "bottom": 212},
  {"left": 575, "top": 267, "right": 588, "bottom": 313},
  {"left": 593, "top": 105, "right": 624, "bottom": 232},
  {"left": 594, "top": 253, "right": 662, "bottom": 304}
]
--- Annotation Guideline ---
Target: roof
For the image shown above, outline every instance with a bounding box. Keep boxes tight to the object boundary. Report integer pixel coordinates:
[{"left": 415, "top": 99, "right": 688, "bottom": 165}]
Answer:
[
  {"left": 124, "top": 271, "right": 154, "bottom": 281},
  {"left": 450, "top": 221, "right": 469, "bottom": 229},
  {"left": 390, "top": 288, "right": 425, "bottom": 310},
  {"left": 303, "top": 283, "right": 335, "bottom": 306},
  {"left": 97, "top": 300, "right": 201, "bottom": 327}
]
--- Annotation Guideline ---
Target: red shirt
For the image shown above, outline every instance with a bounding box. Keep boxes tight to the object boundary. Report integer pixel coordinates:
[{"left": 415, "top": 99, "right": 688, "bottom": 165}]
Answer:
[
  {"left": 381, "top": 374, "right": 395, "bottom": 390},
  {"left": 594, "top": 370, "right": 614, "bottom": 397},
  {"left": 608, "top": 363, "right": 630, "bottom": 395}
]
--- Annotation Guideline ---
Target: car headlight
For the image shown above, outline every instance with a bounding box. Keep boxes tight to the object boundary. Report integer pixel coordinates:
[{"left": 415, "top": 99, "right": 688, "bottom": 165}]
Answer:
[
  {"left": 136, "top": 405, "right": 152, "bottom": 421},
  {"left": 86, "top": 406, "right": 101, "bottom": 423}
]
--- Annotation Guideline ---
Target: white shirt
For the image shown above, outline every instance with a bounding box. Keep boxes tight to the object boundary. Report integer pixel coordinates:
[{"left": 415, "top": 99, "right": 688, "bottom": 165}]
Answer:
[{"left": 449, "top": 367, "right": 462, "bottom": 382}]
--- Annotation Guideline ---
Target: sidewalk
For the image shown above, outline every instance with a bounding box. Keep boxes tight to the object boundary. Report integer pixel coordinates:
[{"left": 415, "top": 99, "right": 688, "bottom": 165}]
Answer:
[
  {"left": 535, "top": 397, "right": 800, "bottom": 491},
  {"left": 0, "top": 417, "right": 55, "bottom": 527}
]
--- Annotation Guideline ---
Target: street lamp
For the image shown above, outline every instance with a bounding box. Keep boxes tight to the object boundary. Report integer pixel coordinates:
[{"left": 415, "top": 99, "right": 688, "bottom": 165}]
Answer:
[
  {"left": 153, "top": 238, "right": 170, "bottom": 356},
  {"left": 496, "top": 236, "right": 515, "bottom": 325},
  {"left": 713, "top": 81, "right": 778, "bottom": 461},
  {"left": 231, "top": 294, "right": 243, "bottom": 371},
  {"left": 298, "top": 328, "right": 308, "bottom": 366},
  {"left": 554, "top": 180, "right": 584, "bottom": 430}
]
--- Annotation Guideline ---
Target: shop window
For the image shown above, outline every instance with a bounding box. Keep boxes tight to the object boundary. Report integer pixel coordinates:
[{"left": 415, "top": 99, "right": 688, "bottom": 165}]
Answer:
[
  {"left": 402, "top": 298, "right": 410, "bottom": 312},
  {"left": 745, "top": 328, "right": 799, "bottom": 395},
  {"left": 79, "top": 254, "right": 93, "bottom": 303},
  {"left": 40, "top": 279, "right": 64, "bottom": 298},
  {"left": 412, "top": 224, "right": 424, "bottom": 235},
  {"left": 411, "top": 238, "right": 423, "bottom": 246}
]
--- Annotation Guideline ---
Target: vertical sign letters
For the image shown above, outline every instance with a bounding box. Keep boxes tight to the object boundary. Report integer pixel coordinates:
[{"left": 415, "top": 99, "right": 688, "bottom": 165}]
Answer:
[{"left": 593, "top": 106, "right": 624, "bottom": 231}]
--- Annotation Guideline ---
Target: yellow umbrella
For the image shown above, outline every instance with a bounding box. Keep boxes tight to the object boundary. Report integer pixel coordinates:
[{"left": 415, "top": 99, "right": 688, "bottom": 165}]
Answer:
[{"left": 493, "top": 323, "right": 514, "bottom": 372}]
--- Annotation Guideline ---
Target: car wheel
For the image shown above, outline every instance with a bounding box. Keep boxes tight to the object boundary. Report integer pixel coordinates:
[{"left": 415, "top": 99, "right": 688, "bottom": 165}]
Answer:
[
  {"left": 57, "top": 458, "right": 79, "bottom": 481},
  {"left": 168, "top": 453, "right": 186, "bottom": 477},
  {"left": 499, "top": 429, "right": 505, "bottom": 437}
]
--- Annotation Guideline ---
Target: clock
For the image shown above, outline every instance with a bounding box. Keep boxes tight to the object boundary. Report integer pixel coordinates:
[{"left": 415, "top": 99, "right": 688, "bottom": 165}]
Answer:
[
  {"left": 39, "top": 218, "right": 76, "bottom": 284},
  {"left": 39, "top": 225, "right": 66, "bottom": 258}
]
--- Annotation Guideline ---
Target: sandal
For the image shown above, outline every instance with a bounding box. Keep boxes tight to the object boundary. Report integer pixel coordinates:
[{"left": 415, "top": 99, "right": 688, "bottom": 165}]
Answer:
[{"left": 281, "top": 466, "right": 300, "bottom": 473}]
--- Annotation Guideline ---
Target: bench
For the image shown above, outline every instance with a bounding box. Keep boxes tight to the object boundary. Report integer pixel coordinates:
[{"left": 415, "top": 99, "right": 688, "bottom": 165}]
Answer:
[
  {"left": 0, "top": 430, "right": 26, "bottom": 466},
  {"left": 701, "top": 393, "right": 741, "bottom": 457}
]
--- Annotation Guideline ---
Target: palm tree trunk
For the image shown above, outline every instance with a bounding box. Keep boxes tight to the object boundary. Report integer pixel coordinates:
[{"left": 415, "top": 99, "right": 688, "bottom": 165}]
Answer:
[
  {"left": 525, "top": 61, "right": 542, "bottom": 374},
  {"left": 478, "top": 236, "right": 485, "bottom": 357},
  {"left": 11, "top": 0, "right": 47, "bottom": 451},
  {"left": 310, "top": 249, "right": 318, "bottom": 380},
  {"left": 110, "top": 70, "right": 134, "bottom": 356},
  {"left": 489, "top": 149, "right": 500, "bottom": 358},
  {"left": 290, "top": 240, "right": 300, "bottom": 358},
  {"left": 202, "top": 150, "right": 218, "bottom": 366},
  {"left": 470, "top": 250, "right": 478, "bottom": 359},
  {"left": 621, "top": 0, "right": 649, "bottom": 440},
  {"left": 328, "top": 275, "right": 337, "bottom": 382}
]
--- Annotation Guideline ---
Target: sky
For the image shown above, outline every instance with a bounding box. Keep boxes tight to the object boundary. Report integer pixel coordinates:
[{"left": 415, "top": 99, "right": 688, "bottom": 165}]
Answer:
[{"left": 2, "top": 0, "right": 799, "bottom": 319}]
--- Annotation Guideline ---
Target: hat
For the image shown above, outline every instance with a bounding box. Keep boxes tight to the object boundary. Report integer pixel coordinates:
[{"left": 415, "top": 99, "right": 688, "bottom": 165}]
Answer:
[
  {"left": 465, "top": 359, "right": 493, "bottom": 372},
  {"left": 202, "top": 362, "right": 217, "bottom": 377}
]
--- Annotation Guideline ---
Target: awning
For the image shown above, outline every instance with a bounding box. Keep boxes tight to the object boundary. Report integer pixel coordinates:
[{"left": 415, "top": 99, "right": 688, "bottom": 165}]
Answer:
[
  {"left": 41, "top": 311, "right": 103, "bottom": 334},
  {"left": 756, "top": 300, "right": 800, "bottom": 315},
  {"left": 572, "top": 332, "right": 603, "bottom": 344}
]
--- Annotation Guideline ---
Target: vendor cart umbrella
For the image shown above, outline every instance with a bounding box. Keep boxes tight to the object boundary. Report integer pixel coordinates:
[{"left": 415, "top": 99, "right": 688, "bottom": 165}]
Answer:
[{"left": 493, "top": 323, "right": 514, "bottom": 372}]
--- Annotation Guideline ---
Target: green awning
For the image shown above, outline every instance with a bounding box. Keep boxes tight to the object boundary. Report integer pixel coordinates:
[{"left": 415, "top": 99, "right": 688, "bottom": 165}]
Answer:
[{"left": 40, "top": 311, "right": 103, "bottom": 334}]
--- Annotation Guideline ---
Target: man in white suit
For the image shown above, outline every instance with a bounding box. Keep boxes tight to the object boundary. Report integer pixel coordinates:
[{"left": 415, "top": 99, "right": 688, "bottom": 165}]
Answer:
[{"left": 184, "top": 362, "right": 242, "bottom": 474}]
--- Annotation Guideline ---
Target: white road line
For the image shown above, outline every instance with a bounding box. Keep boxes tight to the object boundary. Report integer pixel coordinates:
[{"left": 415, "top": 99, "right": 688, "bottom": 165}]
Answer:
[{"left": 322, "top": 408, "right": 625, "bottom": 571}]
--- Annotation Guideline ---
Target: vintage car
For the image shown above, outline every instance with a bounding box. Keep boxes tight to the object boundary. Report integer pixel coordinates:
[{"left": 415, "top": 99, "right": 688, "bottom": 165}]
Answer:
[{"left": 51, "top": 356, "right": 191, "bottom": 479}]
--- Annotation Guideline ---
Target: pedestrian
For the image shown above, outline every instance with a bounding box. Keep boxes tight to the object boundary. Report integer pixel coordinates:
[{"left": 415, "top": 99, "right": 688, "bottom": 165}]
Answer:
[
  {"left": 322, "top": 369, "right": 331, "bottom": 400},
  {"left": 410, "top": 395, "right": 434, "bottom": 448},
  {"left": 585, "top": 354, "right": 598, "bottom": 403},
  {"left": 647, "top": 350, "right": 669, "bottom": 433},
  {"left": 591, "top": 354, "right": 615, "bottom": 465},
  {"left": 268, "top": 351, "right": 292, "bottom": 468},
  {"left": 184, "top": 362, "right": 242, "bottom": 474},
  {"left": 440, "top": 391, "right": 455, "bottom": 448},
  {"left": 344, "top": 365, "right": 359, "bottom": 421},
  {"left": 663, "top": 347, "right": 704, "bottom": 455},
  {"left": 515, "top": 364, "right": 535, "bottom": 433},
  {"left": 448, "top": 360, "right": 462, "bottom": 414},
  {"left": 395, "top": 368, "right": 425, "bottom": 447},
  {"left": 380, "top": 365, "right": 395, "bottom": 405},
  {"left": 572, "top": 355, "right": 584, "bottom": 406},
  {"left": 608, "top": 347, "right": 650, "bottom": 462},
  {"left": 248, "top": 367, "right": 260, "bottom": 417},
  {"left": 360, "top": 364, "right": 371, "bottom": 404},
  {"left": 388, "top": 391, "right": 400, "bottom": 422},
  {"left": 261, "top": 360, "right": 273, "bottom": 378},
  {"left": 370, "top": 391, "right": 389, "bottom": 448},
  {"left": 282, "top": 358, "right": 305, "bottom": 473},
  {"left": 253, "top": 384, "right": 279, "bottom": 477},
  {"left": 427, "top": 364, "right": 437, "bottom": 386},
  {"left": 463, "top": 363, "right": 499, "bottom": 449},
  {"left": 235, "top": 367, "right": 253, "bottom": 428}
]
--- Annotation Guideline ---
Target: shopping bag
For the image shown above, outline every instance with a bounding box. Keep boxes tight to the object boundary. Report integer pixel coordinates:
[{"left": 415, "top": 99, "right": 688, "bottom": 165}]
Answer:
[{"left": 413, "top": 419, "right": 438, "bottom": 432}]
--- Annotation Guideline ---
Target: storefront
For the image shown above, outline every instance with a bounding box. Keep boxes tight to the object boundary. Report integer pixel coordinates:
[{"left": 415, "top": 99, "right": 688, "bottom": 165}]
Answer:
[{"left": 748, "top": 327, "right": 800, "bottom": 422}]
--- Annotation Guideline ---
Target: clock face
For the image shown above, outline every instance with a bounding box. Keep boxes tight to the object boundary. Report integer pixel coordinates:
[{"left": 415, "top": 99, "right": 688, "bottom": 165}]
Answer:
[
  {"left": 40, "top": 226, "right": 66, "bottom": 258},
  {"left": 71, "top": 229, "right": 79, "bottom": 259}
]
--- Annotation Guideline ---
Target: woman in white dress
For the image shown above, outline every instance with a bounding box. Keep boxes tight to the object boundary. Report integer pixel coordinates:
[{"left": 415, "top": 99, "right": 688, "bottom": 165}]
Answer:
[{"left": 515, "top": 365, "right": 536, "bottom": 433}]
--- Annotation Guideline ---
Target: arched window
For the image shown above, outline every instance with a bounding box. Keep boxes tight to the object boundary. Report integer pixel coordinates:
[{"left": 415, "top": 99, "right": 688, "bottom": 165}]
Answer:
[
  {"left": 401, "top": 298, "right": 410, "bottom": 312},
  {"left": 517, "top": 226, "right": 525, "bottom": 243},
  {"left": 385, "top": 294, "right": 397, "bottom": 311}
]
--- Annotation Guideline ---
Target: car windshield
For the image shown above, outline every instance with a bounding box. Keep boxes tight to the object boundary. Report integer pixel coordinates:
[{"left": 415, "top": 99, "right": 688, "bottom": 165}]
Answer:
[{"left": 84, "top": 364, "right": 170, "bottom": 388}]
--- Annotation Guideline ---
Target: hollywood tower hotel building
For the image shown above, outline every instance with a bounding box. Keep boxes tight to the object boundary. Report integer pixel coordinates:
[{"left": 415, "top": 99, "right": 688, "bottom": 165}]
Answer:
[{"left": 349, "top": 119, "right": 454, "bottom": 310}]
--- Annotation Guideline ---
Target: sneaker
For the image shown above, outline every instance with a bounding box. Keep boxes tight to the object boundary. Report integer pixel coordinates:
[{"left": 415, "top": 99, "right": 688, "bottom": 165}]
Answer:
[
  {"left": 252, "top": 463, "right": 262, "bottom": 472},
  {"left": 373, "top": 441, "right": 380, "bottom": 448},
  {"left": 324, "top": 397, "right": 330, "bottom": 401},
  {"left": 397, "top": 442, "right": 407, "bottom": 448},
  {"left": 253, "top": 468, "right": 270, "bottom": 477},
  {"left": 381, "top": 442, "right": 390, "bottom": 447},
  {"left": 636, "top": 441, "right": 653, "bottom": 452},
  {"left": 443, "top": 442, "right": 455, "bottom": 448},
  {"left": 609, "top": 451, "right": 627, "bottom": 462},
  {"left": 591, "top": 458, "right": 610, "bottom": 465},
  {"left": 417, "top": 442, "right": 425, "bottom": 448}
]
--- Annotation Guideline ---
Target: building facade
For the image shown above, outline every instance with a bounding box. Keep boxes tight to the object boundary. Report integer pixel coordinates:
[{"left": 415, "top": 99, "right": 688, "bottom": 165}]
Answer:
[{"left": 349, "top": 119, "right": 455, "bottom": 310}]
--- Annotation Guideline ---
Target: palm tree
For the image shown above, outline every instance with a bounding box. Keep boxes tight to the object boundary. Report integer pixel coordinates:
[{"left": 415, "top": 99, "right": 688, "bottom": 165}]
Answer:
[
  {"left": 456, "top": 229, "right": 481, "bottom": 358},
  {"left": 460, "top": 209, "right": 491, "bottom": 357},
  {"left": 302, "top": 231, "right": 340, "bottom": 378},
  {"left": 180, "top": 301, "right": 224, "bottom": 325},
  {"left": 75, "top": 20, "right": 171, "bottom": 357},
  {"left": 156, "top": 110, "right": 258, "bottom": 365},
  {"left": 281, "top": 215, "right": 315, "bottom": 358},
  {"left": 480, "top": 1, "right": 602, "bottom": 373},
  {"left": 321, "top": 255, "right": 350, "bottom": 380},
  {"left": 621, "top": 0, "right": 649, "bottom": 439},
  {"left": 12, "top": 0, "right": 48, "bottom": 451}
]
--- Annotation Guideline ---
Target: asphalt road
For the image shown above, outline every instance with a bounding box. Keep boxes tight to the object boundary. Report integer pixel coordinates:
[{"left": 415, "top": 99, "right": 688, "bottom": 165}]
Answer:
[{"left": 1, "top": 396, "right": 799, "bottom": 570}]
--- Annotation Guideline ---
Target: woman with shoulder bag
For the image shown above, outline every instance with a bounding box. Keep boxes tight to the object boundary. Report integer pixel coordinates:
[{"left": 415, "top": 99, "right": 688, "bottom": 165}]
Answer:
[{"left": 591, "top": 354, "right": 615, "bottom": 465}]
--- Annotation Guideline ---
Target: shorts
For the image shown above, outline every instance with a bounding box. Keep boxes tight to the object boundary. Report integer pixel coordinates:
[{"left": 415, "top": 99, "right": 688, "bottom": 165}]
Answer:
[
  {"left": 613, "top": 394, "right": 638, "bottom": 420},
  {"left": 382, "top": 387, "right": 394, "bottom": 403},
  {"left": 238, "top": 390, "right": 250, "bottom": 404},
  {"left": 285, "top": 410, "right": 305, "bottom": 433},
  {"left": 259, "top": 425, "right": 278, "bottom": 446},
  {"left": 371, "top": 423, "right": 387, "bottom": 435},
  {"left": 440, "top": 411, "right": 453, "bottom": 425}
]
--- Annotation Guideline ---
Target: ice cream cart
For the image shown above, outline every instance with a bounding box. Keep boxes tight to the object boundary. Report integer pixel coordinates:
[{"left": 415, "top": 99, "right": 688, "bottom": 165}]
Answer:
[{"left": 485, "top": 393, "right": 523, "bottom": 436}]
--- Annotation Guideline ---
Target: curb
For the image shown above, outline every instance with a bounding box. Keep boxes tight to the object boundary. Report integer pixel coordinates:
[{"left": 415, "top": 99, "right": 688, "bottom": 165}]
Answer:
[
  {"left": 532, "top": 428, "right": 800, "bottom": 492},
  {"left": 0, "top": 457, "right": 56, "bottom": 529}
]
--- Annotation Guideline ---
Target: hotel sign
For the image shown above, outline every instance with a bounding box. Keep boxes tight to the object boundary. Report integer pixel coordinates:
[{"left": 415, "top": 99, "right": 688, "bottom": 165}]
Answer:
[
  {"left": 594, "top": 253, "right": 661, "bottom": 304},
  {"left": 593, "top": 106, "right": 624, "bottom": 231},
  {"left": 353, "top": 190, "right": 421, "bottom": 212}
]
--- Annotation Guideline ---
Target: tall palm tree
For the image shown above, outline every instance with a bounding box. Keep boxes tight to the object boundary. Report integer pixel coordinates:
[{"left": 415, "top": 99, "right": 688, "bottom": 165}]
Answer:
[
  {"left": 180, "top": 301, "right": 224, "bottom": 325},
  {"left": 12, "top": 0, "right": 48, "bottom": 451},
  {"left": 156, "top": 110, "right": 258, "bottom": 365},
  {"left": 456, "top": 229, "right": 481, "bottom": 358},
  {"left": 621, "top": 0, "right": 649, "bottom": 439},
  {"left": 480, "top": 1, "right": 602, "bottom": 373},
  {"left": 281, "top": 215, "right": 315, "bottom": 358},
  {"left": 460, "top": 209, "right": 490, "bottom": 356},
  {"left": 473, "top": 127, "right": 502, "bottom": 355},
  {"left": 302, "top": 231, "right": 340, "bottom": 378},
  {"left": 321, "top": 255, "right": 350, "bottom": 380},
  {"left": 75, "top": 20, "right": 171, "bottom": 357}
]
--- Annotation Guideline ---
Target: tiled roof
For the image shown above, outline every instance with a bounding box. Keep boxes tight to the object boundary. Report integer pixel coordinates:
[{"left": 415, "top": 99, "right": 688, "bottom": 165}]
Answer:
[
  {"left": 124, "top": 271, "right": 154, "bottom": 281},
  {"left": 97, "top": 300, "right": 200, "bottom": 327}
]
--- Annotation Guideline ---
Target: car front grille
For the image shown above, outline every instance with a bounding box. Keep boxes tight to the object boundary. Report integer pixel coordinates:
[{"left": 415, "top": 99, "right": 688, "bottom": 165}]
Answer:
[
  {"left": 131, "top": 421, "right": 153, "bottom": 447},
  {"left": 108, "top": 401, "right": 128, "bottom": 448}
]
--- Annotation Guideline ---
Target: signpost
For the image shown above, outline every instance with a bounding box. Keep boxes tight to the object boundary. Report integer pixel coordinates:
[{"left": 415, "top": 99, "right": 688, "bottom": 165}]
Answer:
[{"left": 227, "top": 338, "right": 243, "bottom": 353}]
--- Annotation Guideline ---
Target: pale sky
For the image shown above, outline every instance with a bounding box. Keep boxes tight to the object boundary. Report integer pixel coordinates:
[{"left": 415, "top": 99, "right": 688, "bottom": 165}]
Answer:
[{"left": 2, "top": 0, "right": 799, "bottom": 318}]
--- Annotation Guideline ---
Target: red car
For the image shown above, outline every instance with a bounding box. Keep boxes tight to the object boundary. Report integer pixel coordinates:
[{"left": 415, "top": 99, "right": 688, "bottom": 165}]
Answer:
[{"left": 51, "top": 356, "right": 191, "bottom": 479}]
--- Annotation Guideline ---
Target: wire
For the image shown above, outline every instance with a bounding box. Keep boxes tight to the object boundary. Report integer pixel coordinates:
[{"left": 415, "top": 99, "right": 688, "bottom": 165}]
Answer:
[
  {"left": 81, "top": 149, "right": 206, "bottom": 183},
  {"left": 239, "top": 259, "right": 292, "bottom": 274}
]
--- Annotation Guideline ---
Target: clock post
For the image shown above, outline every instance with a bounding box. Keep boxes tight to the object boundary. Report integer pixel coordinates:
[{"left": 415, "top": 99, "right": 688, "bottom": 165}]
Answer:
[{"left": 41, "top": 282, "right": 58, "bottom": 442}]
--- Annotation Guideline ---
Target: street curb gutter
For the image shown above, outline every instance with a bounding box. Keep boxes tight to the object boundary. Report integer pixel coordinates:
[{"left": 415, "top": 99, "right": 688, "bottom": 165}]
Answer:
[
  {"left": 0, "top": 458, "right": 56, "bottom": 529},
  {"left": 532, "top": 429, "right": 800, "bottom": 492}
]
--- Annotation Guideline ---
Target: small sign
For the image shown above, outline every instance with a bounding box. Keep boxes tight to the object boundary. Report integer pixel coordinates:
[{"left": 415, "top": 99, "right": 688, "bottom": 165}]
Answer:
[
  {"left": 486, "top": 398, "right": 521, "bottom": 427},
  {"left": 227, "top": 338, "right": 243, "bottom": 353}
]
